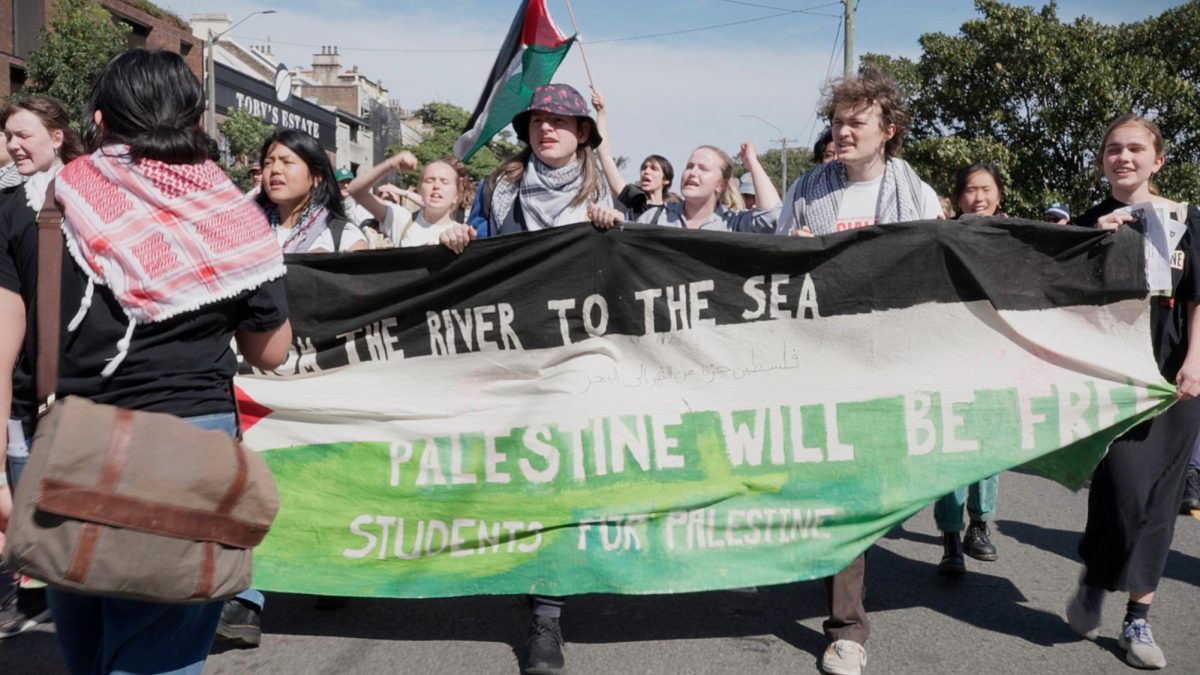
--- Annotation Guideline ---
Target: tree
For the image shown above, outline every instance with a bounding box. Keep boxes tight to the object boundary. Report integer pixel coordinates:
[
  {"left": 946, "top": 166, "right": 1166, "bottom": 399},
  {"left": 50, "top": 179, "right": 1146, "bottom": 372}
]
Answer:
[
  {"left": 24, "top": 0, "right": 129, "bottom": 126},
  {"left": 730, "top": 147, "right": 815, "bottom": 195},
  {"left": 863, "top": 0, "right": 1200, "bottom": 218},
  {"left": 221, "top": 110, "right": 275, "bottom": 164},
  {"left": 219, "top": 110, "right": 276, "bottom": 191},
  {"left": 388, "top": 102, "right": 524, "bottom": 185}
]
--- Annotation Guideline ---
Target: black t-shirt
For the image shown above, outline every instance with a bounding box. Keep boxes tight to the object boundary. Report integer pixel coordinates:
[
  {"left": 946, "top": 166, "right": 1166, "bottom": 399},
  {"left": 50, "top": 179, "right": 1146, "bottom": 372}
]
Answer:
[
  {"left": 1076, "top": 196, "right": 1200, "bottom": 380},
  {"left": 616, "top": 184, "right": 667, "bottom": 223},
  {"left": 0, "top": 187, "right": 288, "bottom": 423}
]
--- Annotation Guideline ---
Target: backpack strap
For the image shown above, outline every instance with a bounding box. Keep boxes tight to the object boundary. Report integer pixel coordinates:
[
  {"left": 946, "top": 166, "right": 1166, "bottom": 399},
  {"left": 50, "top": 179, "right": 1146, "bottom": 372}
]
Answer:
[
  {"left": 325, "top": 216, "right": 362, "bottom": 253},
  {"left": 35, "top": 183, "right": 64, "bottom": 411}
]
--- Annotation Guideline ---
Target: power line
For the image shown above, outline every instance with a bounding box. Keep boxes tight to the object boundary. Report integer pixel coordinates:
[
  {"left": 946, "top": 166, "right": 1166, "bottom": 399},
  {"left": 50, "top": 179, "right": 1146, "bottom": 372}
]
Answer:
[
  {"left": 801, "top": 14, "right": 843, "bottom": 145},
  {"left": 715, "top": 0, "right": 842, "bottom": 15},
  {"left": 232, "top": 3, "right": 841, "bottom": 54}
]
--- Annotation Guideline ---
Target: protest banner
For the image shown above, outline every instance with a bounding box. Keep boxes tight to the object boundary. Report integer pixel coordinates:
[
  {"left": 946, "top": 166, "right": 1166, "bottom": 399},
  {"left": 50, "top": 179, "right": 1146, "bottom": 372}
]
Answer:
[{"left": 236, "top": 220, "right": 1173, "bottom": 598}]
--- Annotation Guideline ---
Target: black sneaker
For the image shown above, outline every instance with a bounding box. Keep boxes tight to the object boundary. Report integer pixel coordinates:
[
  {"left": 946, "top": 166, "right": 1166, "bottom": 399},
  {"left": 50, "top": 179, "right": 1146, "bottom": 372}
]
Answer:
[
  {"left": 963, "top": 520, "right": 998, "bottom": 561},
  {"left": 937, "top": 531, "right": 965, "bottom": 577},
  {"left": 0, "top": 585, "right": 51, "bottom": 639},
  {"left": 523, "top": 615, "right": 565, "bottom": 675},
  {"left": 215, "top": 598, "right": 261, "bottom": 649},
  {"left": 1180, "top": 468, "right": 1200, "bottom": 515}
]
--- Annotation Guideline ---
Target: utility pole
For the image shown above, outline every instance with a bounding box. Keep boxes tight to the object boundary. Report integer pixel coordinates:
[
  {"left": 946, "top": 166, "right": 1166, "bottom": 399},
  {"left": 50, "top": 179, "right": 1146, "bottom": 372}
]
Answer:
[
  {"left": 772, "top": 136, "right": 800, "bottom": 189},
  {"left": 844, "top": 0, "right": 855, "bottom": 79},
  {"left": 741, "top": 115, "right": 797, "bottom": 190}
]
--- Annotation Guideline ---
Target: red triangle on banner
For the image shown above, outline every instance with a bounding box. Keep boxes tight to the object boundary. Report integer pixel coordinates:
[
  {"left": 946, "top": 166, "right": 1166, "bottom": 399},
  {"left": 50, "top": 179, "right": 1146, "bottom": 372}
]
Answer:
[{"left": 235, "top": 385, "right": 273, "bottom": 433}]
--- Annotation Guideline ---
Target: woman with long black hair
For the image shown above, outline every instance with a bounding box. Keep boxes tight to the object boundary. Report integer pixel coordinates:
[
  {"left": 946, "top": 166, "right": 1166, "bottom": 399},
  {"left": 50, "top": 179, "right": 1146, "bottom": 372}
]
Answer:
[
  {"left": 256, "top": 128, "right": 368, "bottom": 253},
  {"left": 0, "top": 48, "right": 291, "bottom": 674}
]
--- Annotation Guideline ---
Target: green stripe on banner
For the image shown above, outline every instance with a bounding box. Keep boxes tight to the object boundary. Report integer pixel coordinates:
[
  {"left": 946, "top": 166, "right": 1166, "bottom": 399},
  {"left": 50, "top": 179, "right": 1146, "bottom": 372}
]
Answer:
[
  {"left": 463, "top": 40, "right": 574, "bottom": 161},
  {"left": 251, "top": 378, "right": 1170, "bottom": 598}
]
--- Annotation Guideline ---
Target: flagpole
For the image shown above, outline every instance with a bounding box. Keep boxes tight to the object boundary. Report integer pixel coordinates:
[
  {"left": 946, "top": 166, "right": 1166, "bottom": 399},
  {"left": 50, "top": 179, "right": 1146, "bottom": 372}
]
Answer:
[{"left": 563, "top": 0, "right": 596, "bottom": 89}]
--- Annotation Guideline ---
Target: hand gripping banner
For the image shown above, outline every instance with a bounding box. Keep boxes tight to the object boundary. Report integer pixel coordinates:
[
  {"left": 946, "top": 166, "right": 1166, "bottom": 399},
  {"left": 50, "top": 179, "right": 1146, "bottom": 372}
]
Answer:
[{"left": 236, "top": 220, "right": 1172, "bottom": 598}]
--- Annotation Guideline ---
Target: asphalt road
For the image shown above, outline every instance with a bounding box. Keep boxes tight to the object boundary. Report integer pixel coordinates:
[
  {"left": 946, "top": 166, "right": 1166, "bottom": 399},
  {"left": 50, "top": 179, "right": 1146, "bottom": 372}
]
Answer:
[{"left": 3, "top": 468, "right": 1198, "bottom": 675}]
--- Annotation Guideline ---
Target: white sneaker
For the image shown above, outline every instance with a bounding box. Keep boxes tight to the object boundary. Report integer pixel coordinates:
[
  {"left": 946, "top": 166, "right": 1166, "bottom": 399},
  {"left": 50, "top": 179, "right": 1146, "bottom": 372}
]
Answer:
[
  {"left": 1065, "top": 576, "right": 1104, "bottom": 637},
  {"left": 821, "top": 639, "right": 866, "bottom": 675},
  {"left": 1119, "top": 619, "right": 1167, "bottom": 669}
]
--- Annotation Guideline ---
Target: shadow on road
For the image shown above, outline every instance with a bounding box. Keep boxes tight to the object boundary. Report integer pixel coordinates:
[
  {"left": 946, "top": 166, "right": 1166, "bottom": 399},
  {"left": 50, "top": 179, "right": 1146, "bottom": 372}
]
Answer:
[
  {"left": 252, "top": 534, "right": 1094, "bottom": 659},
  {"left": 998, "top": 519, "right": 1200, "bottom": 587}
]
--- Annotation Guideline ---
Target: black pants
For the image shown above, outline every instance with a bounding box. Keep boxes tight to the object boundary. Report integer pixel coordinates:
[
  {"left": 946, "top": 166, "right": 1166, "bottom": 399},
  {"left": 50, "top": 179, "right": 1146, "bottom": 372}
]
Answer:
[{"left": 1079, "top": 397, "right": 1200, "bottom": 594}]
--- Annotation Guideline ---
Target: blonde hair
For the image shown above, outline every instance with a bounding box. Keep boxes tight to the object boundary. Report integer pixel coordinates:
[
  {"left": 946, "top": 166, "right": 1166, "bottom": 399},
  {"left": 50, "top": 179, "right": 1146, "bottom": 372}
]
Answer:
[
  {"left": 722, "top": 177, "right": 746, "bottom": 210},
  {"left": 691, "top": 145, "right": 739, "bottom": 209}
]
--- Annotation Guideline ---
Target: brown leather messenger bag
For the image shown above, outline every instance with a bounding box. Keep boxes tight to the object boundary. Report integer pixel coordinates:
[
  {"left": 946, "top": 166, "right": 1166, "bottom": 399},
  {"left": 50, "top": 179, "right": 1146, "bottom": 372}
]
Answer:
[{"left": 2, "top": 184, "right": 280, "bottom": 602}]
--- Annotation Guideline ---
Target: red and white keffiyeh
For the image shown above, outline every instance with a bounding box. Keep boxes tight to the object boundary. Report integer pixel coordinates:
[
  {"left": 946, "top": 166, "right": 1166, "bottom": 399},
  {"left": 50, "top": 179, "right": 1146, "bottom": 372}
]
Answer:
[{"left": 55, "top": 145, "right": 285, "bottom": 324}]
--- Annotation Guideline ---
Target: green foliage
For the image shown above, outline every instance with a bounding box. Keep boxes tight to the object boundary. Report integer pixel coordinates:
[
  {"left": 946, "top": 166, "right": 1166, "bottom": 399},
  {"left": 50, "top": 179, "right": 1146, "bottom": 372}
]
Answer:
[
  {"left": 221, "top": 109, "right": 276, "bottom": 163},
  {"left": 24, "top": 0, "right": 129, "bottom": 127},
  {"left": 863, "top": 0, "right": 1200, "bottom": 218},
  {"left": 731, "top": 147, "right": 815, "bottom": 194},
  {"left": 218, "top": 110, "right": 275, "bottom": 192},
  {"left": 390, "top": 102, "right": 524, "bottom": 185},
  {"left": 122, "top": 0, "right": 188, "bottom": 30}
]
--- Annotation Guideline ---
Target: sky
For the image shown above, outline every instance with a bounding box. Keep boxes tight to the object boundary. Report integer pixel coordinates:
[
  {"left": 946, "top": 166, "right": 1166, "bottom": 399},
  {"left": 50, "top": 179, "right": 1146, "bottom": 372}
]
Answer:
[{"left": 163, "top": 0, "right": 1183, "bottom": 181}]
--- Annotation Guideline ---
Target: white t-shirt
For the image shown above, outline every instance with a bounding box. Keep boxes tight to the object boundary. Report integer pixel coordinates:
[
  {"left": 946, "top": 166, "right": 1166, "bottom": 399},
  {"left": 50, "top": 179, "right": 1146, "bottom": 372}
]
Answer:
[
  {"left": 274, "top": 220, "right": 367, "bottom": 253},
  {"left": 834, "top": 177, "right": 942, "bottom": 232},
  {"left": 343, "top": 197, "right": 373, "bottom": 226},
  {"left": 382, "top": 203, "right": 457, "bottom": 247}
]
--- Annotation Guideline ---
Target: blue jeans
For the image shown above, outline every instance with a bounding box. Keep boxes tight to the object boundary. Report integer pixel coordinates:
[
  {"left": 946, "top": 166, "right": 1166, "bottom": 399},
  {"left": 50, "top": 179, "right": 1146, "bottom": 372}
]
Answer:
[
  {"left": 934, "top": 474, "right": 999, "bottom": 532},
  {"left": 7, "top": 417, "right": 30, "bottom": 489},
  {"left": 47, "top": 411, "right": 241, "bottom": 675}
]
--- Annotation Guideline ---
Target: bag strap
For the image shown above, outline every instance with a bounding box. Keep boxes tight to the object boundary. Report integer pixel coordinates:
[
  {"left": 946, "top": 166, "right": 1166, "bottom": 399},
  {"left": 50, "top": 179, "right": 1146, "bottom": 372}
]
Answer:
[
  {"left": 35, "top": 182, "right": 64, "bottom": 411},
  {"left": 327, "top": 217, "right": 346, "bottom": 253}
]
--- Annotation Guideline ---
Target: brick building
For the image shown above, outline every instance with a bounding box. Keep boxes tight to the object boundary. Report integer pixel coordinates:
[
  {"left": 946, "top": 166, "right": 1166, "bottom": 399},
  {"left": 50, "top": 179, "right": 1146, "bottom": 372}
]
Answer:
[{"left": 1, "top": 0, "right": 201, "bottom": 98}]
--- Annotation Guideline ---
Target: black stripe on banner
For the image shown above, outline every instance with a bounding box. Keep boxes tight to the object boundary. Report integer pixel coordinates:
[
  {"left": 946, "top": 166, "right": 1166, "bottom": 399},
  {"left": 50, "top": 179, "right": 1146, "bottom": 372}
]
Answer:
[
  {"left": 461, "top": 0, "right": 531, "bottom": 133},
  {"left": 266, "top": 219, "right": 1145, "bottom": 372}
]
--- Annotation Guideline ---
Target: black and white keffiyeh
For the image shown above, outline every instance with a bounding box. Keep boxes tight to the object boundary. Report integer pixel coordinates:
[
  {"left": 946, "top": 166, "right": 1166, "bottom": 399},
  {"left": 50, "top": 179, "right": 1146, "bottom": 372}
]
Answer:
[
  {"left": 492, "top": 156, "right": 611, "bottom": 230},
  {"left": 777, "top": 157, "right": 929, "bottom": 235}
]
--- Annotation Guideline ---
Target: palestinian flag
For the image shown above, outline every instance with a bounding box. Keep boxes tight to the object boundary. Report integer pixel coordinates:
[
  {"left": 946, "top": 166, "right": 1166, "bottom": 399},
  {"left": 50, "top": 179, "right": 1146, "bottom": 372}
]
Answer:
[{"left": 453, "top": 0, "right": 575, "bottom": 161}]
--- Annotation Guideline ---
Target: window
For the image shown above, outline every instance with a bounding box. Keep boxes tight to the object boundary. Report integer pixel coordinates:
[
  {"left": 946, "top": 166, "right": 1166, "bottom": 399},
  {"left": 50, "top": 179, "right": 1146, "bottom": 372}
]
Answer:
[
  {"left": 9, "top": 65, "right": 27, "bottom": 93},
  {"left": 115, "top": 17, "right": 151, "bottom": 49},
  {"left": 180, "top": 41, "right": 193, "bottom": 57},
  {"left": 349, "top": 123, "right": 359, "bottom": 142},
  {"left": 13, "top": 0, "right": 45, "bottom": 59}
]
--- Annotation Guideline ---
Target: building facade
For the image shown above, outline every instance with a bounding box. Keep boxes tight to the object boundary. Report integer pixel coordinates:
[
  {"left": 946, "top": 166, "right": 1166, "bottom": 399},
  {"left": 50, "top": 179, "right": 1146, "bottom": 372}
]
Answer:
[{"left": 1, "top": 0, "right": 201, "bottom": 98}]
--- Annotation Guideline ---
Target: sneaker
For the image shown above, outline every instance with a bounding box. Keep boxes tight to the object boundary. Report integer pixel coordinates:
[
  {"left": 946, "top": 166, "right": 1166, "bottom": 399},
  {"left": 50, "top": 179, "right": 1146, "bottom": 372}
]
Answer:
[
  {"left": 937, "top": 531, "right": 965, "bottom": 577},
  {"left": 0, "top": 586, "right": 51, "bottom": 639},
  {"left": 821, "top": 639, "right": 866, "bottom": 675},
  {"left": 963, "top": 521, "right": 998, "bottom": 561},
  {"left": 1118, "top": 619, "right": 1167, "bottom": 669},
  {"left": 214, "top": 598, "right": 261, "bottom": 649},
  {"left": 1181, "top": 468, "right": 1200, "bottom": 515},
  {"left": 523, "top": 615, "right": 565, "bottom": 675},
  {"left": 1066, "top": 576, "right": 1104, "bottom": 637}
]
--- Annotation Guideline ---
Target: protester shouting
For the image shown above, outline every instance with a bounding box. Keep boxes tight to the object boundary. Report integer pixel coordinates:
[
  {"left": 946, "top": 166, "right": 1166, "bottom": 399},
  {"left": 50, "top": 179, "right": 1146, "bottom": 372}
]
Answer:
[
  {"left": 934, "top": 162, "right": 1007, "bottom": 577},
  {"left": 347, "top": 152, "right": 476, "bottom": 252},
  {"left": 257, "top": 129, "right": 368, "bottom": 253},
  {"left": 0, "top": 95, "right": 85, "bottom": 640},
  {"left": 772, "top": 66, "right": 942, "bottom": 675},
  {"left": 467, "top": 83, "right": 612, "bottom": 240},
  {"left": 1066, "top": 114, "right": 1200, "bottom": 671},
  {"left": 606, "top": 143, "right": 779, "bottom": 231},
  {"left": 0, "top": 48, "right": 291, "bottom": 674},
  {"left": 590, "top": 87, "right": 677, "bottom": 223}
]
